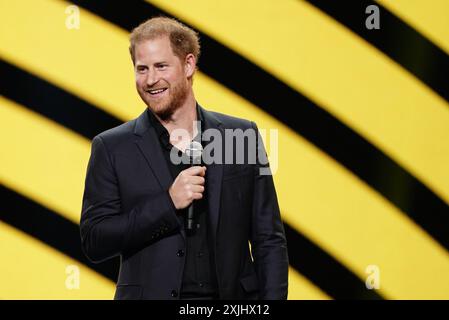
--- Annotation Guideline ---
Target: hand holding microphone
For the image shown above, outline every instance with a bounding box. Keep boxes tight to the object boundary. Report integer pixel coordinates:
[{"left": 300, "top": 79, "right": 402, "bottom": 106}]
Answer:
[
  {"left": 168, "top": 165, "right": 206, "bottom": 210},
  {"left": 168, "top": 141, "right": 205, "bottom": 230}
]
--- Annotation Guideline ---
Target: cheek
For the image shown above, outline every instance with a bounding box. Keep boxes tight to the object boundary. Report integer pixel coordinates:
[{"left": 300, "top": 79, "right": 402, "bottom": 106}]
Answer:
[
  {"left": 136, "top": 83, "right": 147, "bottom": 96},
  {"left": 137, "top": 81, "right": 144, "bottom": 89},
  {"left": 136, "top": 80, "right": 147, "bottom": 98},
  {"left": 135, "top": 74, "right": 146, "bottom": 87}
]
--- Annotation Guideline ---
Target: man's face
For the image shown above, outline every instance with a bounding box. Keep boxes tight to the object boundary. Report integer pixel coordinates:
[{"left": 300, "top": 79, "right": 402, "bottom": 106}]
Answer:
[{"left": 134, "top": 36, "right": 190, "bottom": 120}]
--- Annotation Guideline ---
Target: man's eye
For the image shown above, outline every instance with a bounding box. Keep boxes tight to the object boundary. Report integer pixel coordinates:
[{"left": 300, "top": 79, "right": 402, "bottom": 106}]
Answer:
[
  {"left": 157, "top": 64, "right": 167, "bottom": 69},
  {"left": 137, "top": 67, "right": 147, "bottom": 73}
]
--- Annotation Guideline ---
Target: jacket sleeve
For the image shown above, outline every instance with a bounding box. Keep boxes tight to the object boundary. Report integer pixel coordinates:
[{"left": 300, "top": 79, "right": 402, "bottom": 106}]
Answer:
[
  {"left": 80, "top": 135, "right": 181, "bottom": 263},
  {"left": 250, "top": 122, "right": 289, "bottom": 300}
]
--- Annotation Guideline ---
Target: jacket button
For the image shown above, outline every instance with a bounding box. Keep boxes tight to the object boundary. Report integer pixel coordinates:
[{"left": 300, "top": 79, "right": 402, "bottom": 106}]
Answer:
[
  {"left": 171, "top": 290, "right": 178, "bottom": 297},
  {"left": 177, "top": 250, "right": 185, "bottom": 257}
]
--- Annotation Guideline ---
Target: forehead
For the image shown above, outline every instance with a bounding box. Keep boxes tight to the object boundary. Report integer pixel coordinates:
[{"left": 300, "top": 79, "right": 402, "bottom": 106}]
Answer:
[{"left": 134, "top": 36, "right": 177, "bottom": 63}]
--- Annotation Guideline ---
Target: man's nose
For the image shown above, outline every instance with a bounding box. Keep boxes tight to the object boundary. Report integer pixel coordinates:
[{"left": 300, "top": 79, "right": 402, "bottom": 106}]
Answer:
[{"left": 146, "top": 70, "right": 159, "bottom": 87}]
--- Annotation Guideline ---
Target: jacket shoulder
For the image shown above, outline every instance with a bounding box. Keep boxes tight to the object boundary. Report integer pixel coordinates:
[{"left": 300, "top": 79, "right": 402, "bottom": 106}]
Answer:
[
  {"left": 93, "top": 119, "right": 136, "bottom": 151},
  {"left": 208, "top": 110, "right": 254, "bottom": 130}
]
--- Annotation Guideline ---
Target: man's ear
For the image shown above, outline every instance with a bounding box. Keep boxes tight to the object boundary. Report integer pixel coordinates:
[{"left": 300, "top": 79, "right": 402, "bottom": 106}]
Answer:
[{"left": 184, "top": 53, "right": 196, "bottom": 78}]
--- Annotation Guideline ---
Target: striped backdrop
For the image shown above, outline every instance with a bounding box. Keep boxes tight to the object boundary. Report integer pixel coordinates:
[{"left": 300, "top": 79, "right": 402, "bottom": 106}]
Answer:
[{"left": 1, "top": 0, "right": 448, "bottom": 299}]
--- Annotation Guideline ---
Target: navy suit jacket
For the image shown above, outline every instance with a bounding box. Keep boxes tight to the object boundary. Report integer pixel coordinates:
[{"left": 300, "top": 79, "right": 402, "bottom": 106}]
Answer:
[{"left": 80, "top": 105, "right": 288, "bottom": 299}]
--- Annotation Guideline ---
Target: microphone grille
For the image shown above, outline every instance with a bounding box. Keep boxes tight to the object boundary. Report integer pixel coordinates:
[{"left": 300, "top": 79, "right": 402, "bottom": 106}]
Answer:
[{"left": 186, "top": 141, "right": 203, "bottom": 164}]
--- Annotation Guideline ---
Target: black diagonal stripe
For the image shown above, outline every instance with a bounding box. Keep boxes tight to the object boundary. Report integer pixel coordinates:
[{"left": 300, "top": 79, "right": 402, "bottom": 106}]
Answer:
[
  {"left": 0, "top": 184, "right": 119, "bottom": 282},
  {"left": 0, "top": 59, "right": 122, "bottom": 140},
  {"left": 0, "top": 183, "right": 380, "bottom": 300},
  {"left": 67, "top": 0, "right": 449, "bottom": 253},
  {"left": 284, "top": 224, "right": 382, "bottom": 299},
  {"left": 0, "top": 62, "right": 378, "bottom": 299},
  {"left": 306, "top": 0, "right": 449, "bottom": 103},
  {"left": 0, "top": 3, "right": 444, "bottom": 298}
]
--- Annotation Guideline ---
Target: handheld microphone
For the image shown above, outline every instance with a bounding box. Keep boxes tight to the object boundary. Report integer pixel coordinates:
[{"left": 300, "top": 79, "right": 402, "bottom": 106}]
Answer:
[{"left": 185, "top": 140, "right": 203, "bottom": 230}]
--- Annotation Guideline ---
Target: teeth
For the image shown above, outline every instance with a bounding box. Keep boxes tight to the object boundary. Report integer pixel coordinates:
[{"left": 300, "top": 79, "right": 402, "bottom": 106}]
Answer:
[{"left": 148, "top": 88, "right": 166, "bottom": 94}]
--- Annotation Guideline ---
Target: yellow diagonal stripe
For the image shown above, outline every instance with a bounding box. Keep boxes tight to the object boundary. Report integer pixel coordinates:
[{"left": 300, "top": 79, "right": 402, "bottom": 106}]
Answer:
[
  {"left": 377, "top": 0, "right": 449, "bottom": 55},
  {"left": 195, "top": 74, "right": 449, "bottom": 299},
  {"left": 288, "top": 268, "right": 330, "bottom": 300},
  {"left": 2, "top": 0, "right": 449, "bottom": 299},
  {"left": 147, "top": 0, "right": 449, "bottom": 207},
  {"left": 0, "top": 221, "right": 114, "bottom": 299},
  {"left": 0, "top": 0, "right": 143, "bottom": 121},
  {"left": 0, "top": 96, "right": 321, "bottom": 299},
  {"left": 0, "top": 96, "right": 89, "bottom": 224}
]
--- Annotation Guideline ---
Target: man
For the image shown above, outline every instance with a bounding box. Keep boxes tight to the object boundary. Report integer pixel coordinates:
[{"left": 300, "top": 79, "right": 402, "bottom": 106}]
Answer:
[{"left": 80, "top": 17, "right": 288, "bottom": 300}]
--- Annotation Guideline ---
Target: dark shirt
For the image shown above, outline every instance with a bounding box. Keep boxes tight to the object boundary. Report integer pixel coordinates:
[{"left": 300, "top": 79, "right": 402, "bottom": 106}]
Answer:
[{"left": 147, "top": 106, "right": 218, "bottom": 299}]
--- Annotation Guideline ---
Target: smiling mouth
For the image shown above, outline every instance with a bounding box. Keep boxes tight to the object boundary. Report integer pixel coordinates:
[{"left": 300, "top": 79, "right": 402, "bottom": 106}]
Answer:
[{"left": 146, "top": 88, "right": 168, "bottom": 96}]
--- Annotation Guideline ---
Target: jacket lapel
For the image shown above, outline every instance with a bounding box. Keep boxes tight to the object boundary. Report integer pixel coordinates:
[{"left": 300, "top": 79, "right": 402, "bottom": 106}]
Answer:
[
  {"left": 133, "top": 109, "right": 173, "bottom": 191},
  {"left": 199, "top": 106, "right": 224, "bottom": 242},
  {"left": 133, "top": 110, "right": 187, "bottom": 239},
  {"left": 132, "top": 106, "right": 224, "bottom": 241}
]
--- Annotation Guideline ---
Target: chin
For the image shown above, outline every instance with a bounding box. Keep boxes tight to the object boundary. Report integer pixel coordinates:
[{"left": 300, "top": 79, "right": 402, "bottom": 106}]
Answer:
[{"left": 148, "top": 103, "right": 173, "bottom": 120}]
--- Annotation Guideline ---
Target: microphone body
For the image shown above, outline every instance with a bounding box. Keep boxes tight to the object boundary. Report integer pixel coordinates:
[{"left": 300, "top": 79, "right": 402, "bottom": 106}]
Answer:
[
  {"left": 186, "top": 206, "right": 195, "bottom": 230},
  {"left": 185, "top": 141, "right": 203, "bottom": 231}
]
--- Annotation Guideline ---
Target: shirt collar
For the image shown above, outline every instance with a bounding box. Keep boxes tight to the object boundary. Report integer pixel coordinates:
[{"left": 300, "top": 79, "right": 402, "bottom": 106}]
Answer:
[{"left": 147, "top": 104, "right": 203, "bottom": 150}]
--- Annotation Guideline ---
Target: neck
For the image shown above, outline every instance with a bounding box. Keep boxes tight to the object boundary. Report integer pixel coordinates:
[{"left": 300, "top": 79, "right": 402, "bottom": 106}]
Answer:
[{"left": 153, "top": 90, "right": 198, "bottom": 151}]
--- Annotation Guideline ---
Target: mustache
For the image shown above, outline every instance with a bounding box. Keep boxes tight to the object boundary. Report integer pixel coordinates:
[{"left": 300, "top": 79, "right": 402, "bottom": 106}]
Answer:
[{"left": 145, "top": 80, "right": 169, "bottom": 91}]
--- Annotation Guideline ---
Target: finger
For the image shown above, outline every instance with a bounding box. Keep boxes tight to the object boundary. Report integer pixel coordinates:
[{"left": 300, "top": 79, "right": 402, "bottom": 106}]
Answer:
[
  {"left": 190, "top": 185, "right": 205, "bottom": 193},
  {"left": 188, "top": 176, "right": 205, "bottom": 185},
  {"left": 184, "top": 166, "right": 205, "bottom": 176},
  {"left": 192, "top": 192, "right": 203, "bottom": 200}
]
